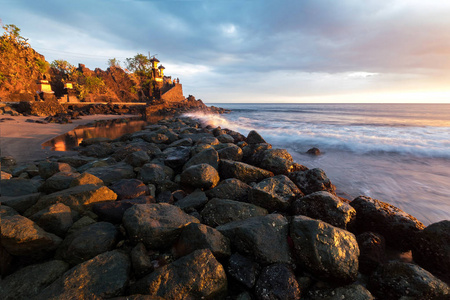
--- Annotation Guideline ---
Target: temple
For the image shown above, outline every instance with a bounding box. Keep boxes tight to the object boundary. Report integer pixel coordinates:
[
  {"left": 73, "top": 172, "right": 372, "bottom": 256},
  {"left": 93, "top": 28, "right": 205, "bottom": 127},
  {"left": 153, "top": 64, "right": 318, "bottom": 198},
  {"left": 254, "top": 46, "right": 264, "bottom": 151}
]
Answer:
[{"left": 150, "top": 57, "right": 185, "bottom": 103}]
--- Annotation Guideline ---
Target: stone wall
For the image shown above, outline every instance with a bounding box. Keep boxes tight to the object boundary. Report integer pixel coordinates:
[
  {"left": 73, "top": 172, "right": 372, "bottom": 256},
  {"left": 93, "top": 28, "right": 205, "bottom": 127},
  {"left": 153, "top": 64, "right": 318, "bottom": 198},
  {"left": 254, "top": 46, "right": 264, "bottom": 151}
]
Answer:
[{"left": 161, "top": 84, "right": 185, "bottom": 103}]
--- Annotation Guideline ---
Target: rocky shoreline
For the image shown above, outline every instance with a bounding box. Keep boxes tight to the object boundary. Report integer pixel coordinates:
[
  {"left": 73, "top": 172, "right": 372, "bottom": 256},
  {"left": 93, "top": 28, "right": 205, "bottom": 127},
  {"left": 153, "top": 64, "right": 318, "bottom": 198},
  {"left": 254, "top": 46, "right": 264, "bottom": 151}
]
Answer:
[{"left": 1, "top": 116, "right": 449, "bottom": 299}]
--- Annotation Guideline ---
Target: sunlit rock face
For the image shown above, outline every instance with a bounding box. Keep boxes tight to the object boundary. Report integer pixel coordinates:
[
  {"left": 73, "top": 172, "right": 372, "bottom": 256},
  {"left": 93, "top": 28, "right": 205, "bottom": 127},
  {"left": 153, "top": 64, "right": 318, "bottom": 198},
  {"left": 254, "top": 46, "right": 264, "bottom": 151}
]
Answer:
[{"left": 290, "top": 215, "right": 359, "bottom": 284}]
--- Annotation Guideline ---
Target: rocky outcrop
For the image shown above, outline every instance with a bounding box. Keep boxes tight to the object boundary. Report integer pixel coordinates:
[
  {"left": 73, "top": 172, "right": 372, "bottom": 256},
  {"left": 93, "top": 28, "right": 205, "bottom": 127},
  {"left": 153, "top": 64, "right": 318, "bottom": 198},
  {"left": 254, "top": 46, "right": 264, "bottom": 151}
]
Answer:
[{"left": 288, "top": 168, "right": 336, "bottom": 195}]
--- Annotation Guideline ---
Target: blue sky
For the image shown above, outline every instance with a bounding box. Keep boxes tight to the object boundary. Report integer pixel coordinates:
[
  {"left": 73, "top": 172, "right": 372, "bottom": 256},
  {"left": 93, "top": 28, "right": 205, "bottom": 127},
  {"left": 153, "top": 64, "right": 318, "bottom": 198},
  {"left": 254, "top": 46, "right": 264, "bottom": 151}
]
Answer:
[{"left": 2, "top": 0, "right": 450, "bottom": 103}]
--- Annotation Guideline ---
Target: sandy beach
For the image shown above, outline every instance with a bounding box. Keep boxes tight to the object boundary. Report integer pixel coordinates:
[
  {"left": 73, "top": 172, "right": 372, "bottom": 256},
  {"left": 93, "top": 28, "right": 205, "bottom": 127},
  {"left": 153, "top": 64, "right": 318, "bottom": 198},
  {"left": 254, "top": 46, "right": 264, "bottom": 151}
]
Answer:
[{"left": 0, "top": 114, "right": 138, "bottom": 164}]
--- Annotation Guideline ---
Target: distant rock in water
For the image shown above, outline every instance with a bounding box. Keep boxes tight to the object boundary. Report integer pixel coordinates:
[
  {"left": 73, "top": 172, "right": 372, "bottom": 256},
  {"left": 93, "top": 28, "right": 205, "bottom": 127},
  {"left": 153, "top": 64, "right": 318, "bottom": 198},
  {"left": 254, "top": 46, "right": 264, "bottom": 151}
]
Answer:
[{"left": 306, "top": 147, "right": 321, "bottom": 155}]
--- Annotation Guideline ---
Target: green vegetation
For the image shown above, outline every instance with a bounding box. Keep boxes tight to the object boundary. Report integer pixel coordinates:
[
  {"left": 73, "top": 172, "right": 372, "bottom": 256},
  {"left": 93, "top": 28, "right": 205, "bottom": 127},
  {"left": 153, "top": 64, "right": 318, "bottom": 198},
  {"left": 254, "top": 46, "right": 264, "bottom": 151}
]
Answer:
[
  {"left": 107, "top": 58, "right": 121, "bottom": 68},
  {"left": 50, "top": 60, "right": 75, "bottom": 76},
  {"left": 1, "top": 24, "right": 29, "bottom": 48},
  {"left": 126, "top": 53, "right": 152, "bottom": 76},
  {"left": 35, "top": 59, "right": 49, "bottom": 75},
  {"left": 75, "top": 75, "right": 106, "bottom": 100}
]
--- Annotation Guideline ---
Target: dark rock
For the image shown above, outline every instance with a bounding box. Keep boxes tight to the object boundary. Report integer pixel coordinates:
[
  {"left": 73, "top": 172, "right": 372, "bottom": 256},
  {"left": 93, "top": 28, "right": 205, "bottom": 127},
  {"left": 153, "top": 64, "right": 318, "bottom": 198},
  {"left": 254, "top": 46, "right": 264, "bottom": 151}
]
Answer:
[
  {"left": 206, "top": 178, "right": 252, "bottom": 202},
  {"left": 292, "top": 191, "right": 356, "bottom": 229},
  {"left": 0, "top": 178, "right": 41, "bottom": 197},
  {"left": 219, "top": 159, "right": 273, "bottom": 184},
  {"left": 92, "top": 196, "right": 155, "bottom": 223},
  {"left": 217, "top": 214, "right": 291, "bottom": 264},
  {"left": 122, "top": 203, "right": 200, "bottom": 249},
  {"left": 168, "top": 137, "right": 193, "bottom": 147},
  {"left": 412, "top": 220, "right": 450, "bottom": 283},
  {"left": 57, "top": 156, "right": 96, "bottom": 168},
  {"left": 80, "top": 137, "right": 112, "bottom": 146},
  {"left": 131, "top": 242, "right": 154, "bottom": 278},
  {"left": 228, "top": 253, "right": 260, "bottom": 289},
  {"left": 109, "top": 296, "right": 164, "bottom": 300},
  {"left": 306, "top": 147, "right": 321, "bottom": 155},
  {"left": 307, "top": 284, "right": 374, "bottom": 300},
  {"left": 29, "top": 203, "right": 73, "bottom": 237},
  {"left": 1, "top": 214, "right": 62, "bottom": 256},
  {"left": 227, "top": 130, "right": 246, "bottom": 143},
  {"left": 38, "top": 161, "right": 75, "bottom": 180},
  {"left": 175, "top": 223, "right": 231, "bottom": 258},
  {"left": 247, "top": 130, "right": 266, "bottom": 144},
  {"left": 40, "top": 171, "right": 80, "bottom": 193},
  {"left": 175, "top": 189, "right": 209, "bottom": 211},
  {"left": 36, "top": 250, "right": 130, "bottom": 300},
  {"left": 58, "top": 221, "right": 119, "bottom": 265},
  {"left": 163, "top": 146, "right": 191, "bottom": 170},
  {"left": 84, "top": 162, "right": 135, "bottom": 185},
  {"left": 138, "top": 163, "right": 169, "bottom": 185},
  {"left": 201, "top": 198, "right": 268, "bottom": 227},
  {"left": 70, "top": 172, "right": 104, "bottom": 187},
  {"left": 252, "top": 149, "right": 294, "bottom": 175},
  {"left": 110, "top": 179, "right": 149, "bottom": 200},
  {"left": 356, "top": 232, "right": 386, "bottom": 275},
  {"left": 1, "top": 156, "right": 16, "bottom": 167},
  {"left": 79, "top": 142, "right": 115, "bottom": 157},
  {"left": 24, "top": 184, "right": 117, "bottom": 216},
  {"left": 180, "top": 163, "right": 220, "bottom": 190},
  {"left": 290, "top": 215, "right": 359, "bottom": 283},
  {"left": 112, "top": 142, "right": 161, "bottom": 161},
  {"left": 156, "top": 190, "right": 174, "bottom": 204},
  {"left": 183, "top": 148, "right": 219, "bottom": 170},
  {"left": 217, "top": 133, "right": 235, "bottom": 143},
  {"left": 350, "top": 195, "right": 425, "bottom": 251},
  {"left": 255, "top": 263, "right": 301, "bottom": 300},
  {"left": 249, "top": 175, "right": 303, "bottom": 212},
  {"left": 130, "top": 249, "right": 227, "bottom": 299},
  {"left": 242, "top": 143, "right": 272, "bottom": 164},
  {"left": 67, "top": 216, "right": 97, "bottom": 235},
  {"left": 0, "top": 192, "right": 40, "bottom": 213},
  {"left": 369, "top": 261, "right": 450, "bottom": 300},
  {"left": 0, "top": 260, "right": 70, "bottom": 300},
  {"left": 0, "top": 204, "right": 19, "bottom": 217},
  {"left": 216, "top": 143, "right": 244, "bottom": 161},
  {"left": 288, "top": 168, "right": 336, "bottom": 195},
  {"left": 125, "top": 150, "right": 150, "bottom": 167}
]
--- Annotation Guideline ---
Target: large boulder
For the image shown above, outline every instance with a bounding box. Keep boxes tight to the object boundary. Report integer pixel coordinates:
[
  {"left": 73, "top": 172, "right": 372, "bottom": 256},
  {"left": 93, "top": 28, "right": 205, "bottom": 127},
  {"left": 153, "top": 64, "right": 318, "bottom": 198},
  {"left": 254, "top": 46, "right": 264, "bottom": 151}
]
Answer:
[
  {"left": 216, "top": 143, "right": 243, "bottom": 161},
  {"left": 206, "top": 178, "right": 252, "bottom": 202},
  {"left": 183, "top": 148, "right": 219, "bottom": 170},
  {"left": 350, "top": 195, "right": 424, "bottom": 251},
  {"left": 292, "top": 191, "right": 356, "bottom": 229},
  {"left": 412, "top": 220, "right": 450, "bottom": 283},
  {"left": 130, "top": 249, "right": 227, "bottom": 299},
  {"left": 92, "top": 196, "right": 155, "bottom": 223},
  {"left": 36, "top": 250, "right": 130, "bottom": 300},
  {"left": 249, "top": 175, "right": 303, "bottom": 212},
  {"left": 252, "top": 149, "right": 294, "bottom": 175},
  {"left": 38, "top": 161, "right": 75, "bottom": 180},
  {"left": 306, "top": 284, "right": 374, "bottom": 300},
  {"left": 138, "top": 163, "right": 169, "bottom": 185},
  {"left": 70, "top": 172, "right": 104, "bottom": 187},
  {"left": 109, "top": 179, "right": 149, "bottom": 200},
  {"left": 0, "top": 260, "right": 70, "bottom": 300},
  {"left": 130, "top": 243, "right": 154, "bottom": 278},
  {"left": 57, "top": 221, "right": 119, "bottom": 265},
  {"left": 57, "top": 155, "right": 96, "bottom": 168},
  {"left": 369, "top": 261, "right": 450, "bottom": 300},
  {"left": 356, "top": 232, "right": 386, "bottom": 275},
  {"left": 124, "top": 150, "right": 150, "bottom": 167},
  {"left": 1, "top": 215, "right": 62, "bottom": 256},
  {"left": 288, "top": 168, "right": 336, "bottom": 195},
  {"left": 227, "top": 253, "right": 260, "bottom": 289},
  {"left": 0, "top": 192, "right": 40, "bottom": 213},
  {"left": 255, "top": 263, "right": 301, "bottom": 300},
  {"left": 163, "top": 146, "right": 191, "bottom": 170},
  {"left": 175, "top": 190, "right": 209, "bottom": 211},
  {"left": 180, "top": 163, "right": 220, "bottom": 190},
  {"left": 175, "top": 223, "right": 231, "bottom": 258},
  {"left": 122, "top": 203, "right": 199, "bottom": 249},
  {"left": 40, "top": 172, "right": 80, "bottom": 193},
  {"left": 247, "top": 130, "right": 266, "bottom": 144},
  {"left": 0, "top": 178, "right": 41, "bottom": 197},
  {"left": 24, "top": 184, "right": 117, "bottom": 216},
  {"left": 29, "top": 203, "right": 73, "bottom": 237},
  {"left": 201, "top": 198, "right": 268, "bottom": 227},
  {"left": 219, "top": 159, "right": 273, "bottom": 184},
  {"left": 290, "top": 216, "right": 359, "bottom": 283},
  {"left": 79, "top": 143, "right": 115, "bottom": 158},
  {"left": 84, "top": 162, "right": 135, "bottom": 185},
  {"left": 217, "top": 214, "right": 291, "bottom": 264}
]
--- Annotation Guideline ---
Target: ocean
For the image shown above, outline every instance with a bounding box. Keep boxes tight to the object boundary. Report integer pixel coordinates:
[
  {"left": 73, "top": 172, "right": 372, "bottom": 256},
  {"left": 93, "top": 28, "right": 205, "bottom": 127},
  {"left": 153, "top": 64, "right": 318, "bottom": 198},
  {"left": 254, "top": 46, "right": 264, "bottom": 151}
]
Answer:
[{"left": 185, "top": 103, "right": 450, "bottom": 226}]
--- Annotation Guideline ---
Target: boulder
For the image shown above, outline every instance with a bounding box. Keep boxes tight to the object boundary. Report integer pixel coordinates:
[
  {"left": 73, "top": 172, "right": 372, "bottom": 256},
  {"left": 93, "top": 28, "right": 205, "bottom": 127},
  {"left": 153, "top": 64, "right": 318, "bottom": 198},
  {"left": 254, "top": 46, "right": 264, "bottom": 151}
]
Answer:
[
  {"left": 36, "top": 250, "right": 130, "bottom": 300},
  {"left": 0, "top": 178, "right": 41, "bottom": 197},
  {"left": 292, "top": 191, "right": 356, "bottom": 229},
  {"left": 92, "top": 196, "right": 155, "bottom": 223},
  {"left": 131, "top": 243, "right": 154, "bottom": 278},
  {"left": 412, "top": 220, "right": 450, "bottom": 283},
  {"left": 125, "top": 150, "right": 150, "bottom": 167},
  {"left": 249, "top": 175, "right": 303, "bottom": 212},
  {"left": 1, "top": 171, "right": 12, "bottom": 179},
  {"left": 201, "top": 198, "right": 268, "bottom": 227},
  {"left": 369, "top": 261, "right": 450, "bottom": 300},
  {"left": 217, "top": 133, "right": 235, "bottom": 143},
  {"left": 38, "top": 161, "right": 75, "bottom": 180},
  {"left": 79, "top": 142, "right": 115, "bottom": 158},
  {"left": 163, "top": 146, "right": 191, "bottom": 170},
  {"left": 57, "top": 156, "right": 96, "bottom": 168},
  {"left": 175, "top": 189, "right": 209, "bottom": 211},
  {"left": 58, "top": 222, "right": 119, "bottom": 265},
  {"left": 29, "top": 203, "right": 73, "bottom": 237},
  {"left": 216, "top": 143, "right": 244, "bottom": 161},
  {"left": 217, "top": 214, "right": 291, "bottom": 264},
  {"left": 175, "top": 223, "right": 231, "bottom": 258},
  {"left": 67, "top": 216, "right": 97, "bottom": 235},
  {"left": 206, "top": 178, "right": 252, "bottom": 202},
  {"left": 168, "top": 137, "right": 193, "bottom": 147},
  {"left": 183, "top": 148, "right": 219, "bottom": 170},
  {"left": 1, "top": 215, "right": 62, "bottom": 256},
  {"left": 306, "top": 147, "right": 321, "bottom": 156},
  {"left": 288, "top": 168, "right": 336, "bottom": 195},
  {"left": 122, "top": 203, "right": 199, "bottom": 249},
  {"left": 290, "top": 216, "right": 359, "bottom": 283},
  {"left": 252, "top": 149, "right": 294, "bottom": 175},
  {"left": 180, "top": 163, "right": 220, "bottom": 190},
  {"left": 247, "top": 130, "right": 266, "bottom": 144},
  {"left": 227, "top": 253, "right": 260, "bottom": 289},
  {"left": 0, "top": 260, "right": 70, "bottom": 300},
  {"left": 0, "top": 192, "right": 40, "bottom": 213},
  {"left": 356, "top": 232, "right": 386, "bottom": 275},
  {"left": 24, "top": 184, "right": 117, "bottom": 216},
  {"left": 84, "top": 162, "right": 135, "bottom": 185},
  {"left": 242, "top": 143, "right": 272, "bottom": 164},
  {"left": 219, "top": 159, "right": 273, "bottom": 184},
  {"left": 70, "top": 172, "right": 104, "bottom": 187},
  {"left": 255, "top": 263, "right": 301, "bottom": 300},
  {"left": 130, "top": 249, "right": 227, "bottom": 299},
  {"left": 112, "top": 142, "right": 161, "bottom": 161},
  {"left": 307, "top": 284, "right": 374, "bottom": 300},
  {"left": 0, "top": 204, "right": 19, "bottom": 217},
  {"left": 138, "top": 163, "right": 169, "bottom": 185},
  {"left": 40, "top": 171, "right": 80, "bottom": 193},
  {"left": 350, "top": 195, "right": 424, "bottom": 251},
  {"left": 110, "top": 179, "right": 149, "bottom": 200}
]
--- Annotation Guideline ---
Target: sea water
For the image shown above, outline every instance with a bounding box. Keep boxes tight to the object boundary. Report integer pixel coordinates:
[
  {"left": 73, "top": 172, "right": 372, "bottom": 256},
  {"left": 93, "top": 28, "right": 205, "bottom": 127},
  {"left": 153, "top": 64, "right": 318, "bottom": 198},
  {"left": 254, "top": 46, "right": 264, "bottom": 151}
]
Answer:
[{"left": 185, "top": 103, "right": 450, "bottom": 226}]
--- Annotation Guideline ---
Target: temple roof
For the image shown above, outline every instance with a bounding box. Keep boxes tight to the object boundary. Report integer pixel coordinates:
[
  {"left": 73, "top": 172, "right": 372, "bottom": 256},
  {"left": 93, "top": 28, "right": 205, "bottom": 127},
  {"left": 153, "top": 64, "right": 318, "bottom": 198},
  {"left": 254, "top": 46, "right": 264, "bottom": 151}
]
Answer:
[
  {"left": 150, "top": 57, "right": 160, "bottom": 63},
  {"left": 158, "top": 65, "right": 165, "bottom": 69}
]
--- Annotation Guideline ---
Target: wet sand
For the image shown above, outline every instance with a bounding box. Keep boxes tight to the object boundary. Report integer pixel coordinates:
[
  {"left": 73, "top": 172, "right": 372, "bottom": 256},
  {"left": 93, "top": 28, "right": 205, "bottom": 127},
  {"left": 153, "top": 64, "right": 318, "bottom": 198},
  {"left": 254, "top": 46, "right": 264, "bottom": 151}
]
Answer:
[{"left": 0, "top": 114, "right": 138, "bottom": 163}]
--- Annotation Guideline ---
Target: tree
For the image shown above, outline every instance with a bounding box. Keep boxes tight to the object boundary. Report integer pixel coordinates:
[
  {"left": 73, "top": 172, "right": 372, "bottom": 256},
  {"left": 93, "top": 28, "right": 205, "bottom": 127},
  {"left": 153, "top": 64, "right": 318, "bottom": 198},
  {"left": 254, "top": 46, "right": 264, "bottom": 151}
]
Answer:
[
  {"left": 50, "top": 60, "right": 75, "bottom": 76},
  {"left": 107, "top": 58, "right": 121, "bottom": 68},
  {"left": 1, "top": 24, "right": 29, "bottom": 47},
  {"left": 126, "top": 53, "right": 152, "bottom": 75}
]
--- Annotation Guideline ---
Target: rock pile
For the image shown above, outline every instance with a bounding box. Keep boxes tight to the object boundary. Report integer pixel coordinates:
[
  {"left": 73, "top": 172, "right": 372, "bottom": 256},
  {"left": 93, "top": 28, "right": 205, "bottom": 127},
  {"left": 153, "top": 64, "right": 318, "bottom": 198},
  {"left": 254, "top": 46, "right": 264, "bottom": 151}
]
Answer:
[{"left": 1, "top": 117, "right": 449, "bottom": 299}]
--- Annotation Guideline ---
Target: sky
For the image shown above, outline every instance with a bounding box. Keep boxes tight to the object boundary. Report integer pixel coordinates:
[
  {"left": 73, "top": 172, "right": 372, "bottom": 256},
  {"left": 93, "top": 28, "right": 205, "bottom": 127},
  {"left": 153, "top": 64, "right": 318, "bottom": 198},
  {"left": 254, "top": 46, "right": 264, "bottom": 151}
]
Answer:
[{"left": 2, "top": 0, "right": 450, "bottom": 103}]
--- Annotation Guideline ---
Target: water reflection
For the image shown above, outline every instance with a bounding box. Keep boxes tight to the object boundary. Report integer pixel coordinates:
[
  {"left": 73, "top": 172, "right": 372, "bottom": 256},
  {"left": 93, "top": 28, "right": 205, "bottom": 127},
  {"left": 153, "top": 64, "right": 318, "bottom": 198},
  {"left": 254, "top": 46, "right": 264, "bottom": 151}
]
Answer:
[{"left": 42, "top": 118, "right": 149, "bottom": 151}]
